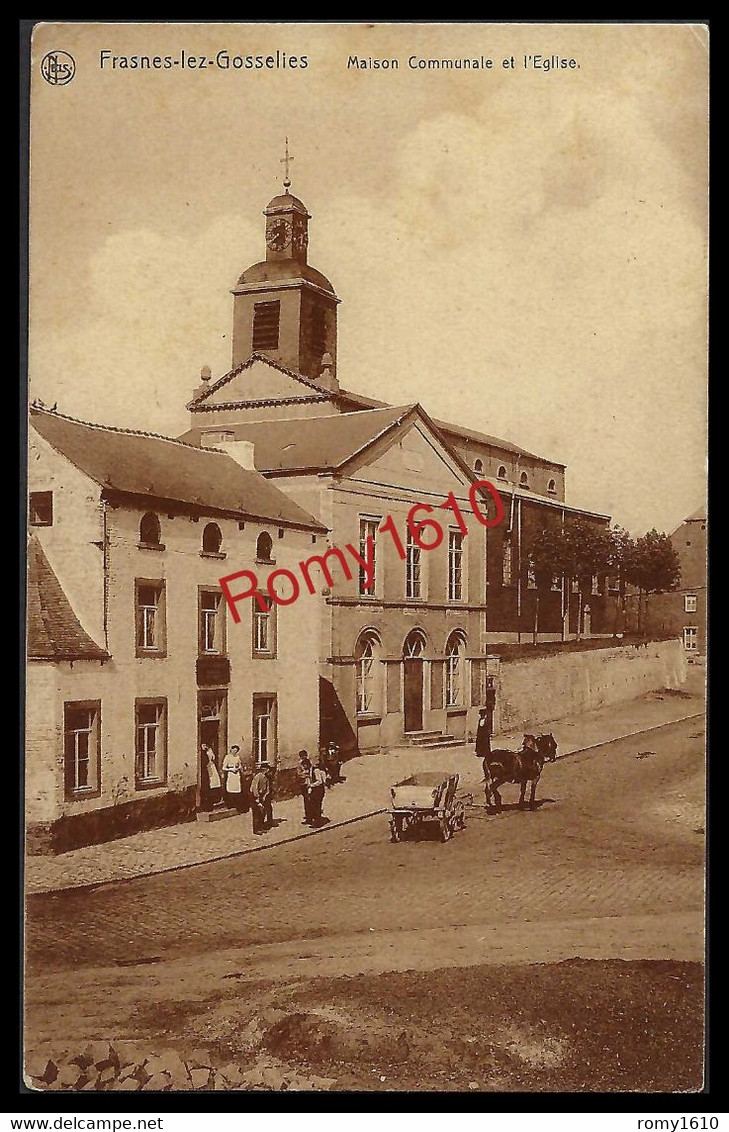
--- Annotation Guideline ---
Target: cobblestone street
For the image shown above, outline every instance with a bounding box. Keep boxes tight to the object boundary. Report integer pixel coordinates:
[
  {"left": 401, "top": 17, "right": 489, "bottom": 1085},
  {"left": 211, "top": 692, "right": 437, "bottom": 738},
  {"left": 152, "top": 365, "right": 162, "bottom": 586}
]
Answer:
[
  {"left": 26, "top": 710, "right": 704, "bottom": 974},
  {"left": 25, "top": 679, "right": 703, "bottom": 895},
  {"left": 24, "top": 697, "right": 706, "bottom": 1092}
]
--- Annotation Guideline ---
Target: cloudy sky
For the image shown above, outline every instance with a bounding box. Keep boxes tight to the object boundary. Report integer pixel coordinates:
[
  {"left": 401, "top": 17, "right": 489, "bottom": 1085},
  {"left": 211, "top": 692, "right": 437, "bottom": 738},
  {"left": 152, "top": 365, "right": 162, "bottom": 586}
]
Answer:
[{"left": 28, "top": 22, "right": 708, "bottom": 534}]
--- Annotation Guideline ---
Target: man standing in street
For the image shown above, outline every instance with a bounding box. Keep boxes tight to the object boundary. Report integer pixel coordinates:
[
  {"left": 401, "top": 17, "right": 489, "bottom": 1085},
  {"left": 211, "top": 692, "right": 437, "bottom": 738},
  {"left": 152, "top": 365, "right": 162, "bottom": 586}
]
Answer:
[
  {"left": 307, "top": 758, "right": 328, "bottom": 827},
  {"left": 475, "top": 706, "right": 492, "bottom": 779},
  {"left": 298, "top": 750, "right": 313, "bottom": 825},
  {"left": 250, "top": 761, "right": 272, "bottom": 835}
]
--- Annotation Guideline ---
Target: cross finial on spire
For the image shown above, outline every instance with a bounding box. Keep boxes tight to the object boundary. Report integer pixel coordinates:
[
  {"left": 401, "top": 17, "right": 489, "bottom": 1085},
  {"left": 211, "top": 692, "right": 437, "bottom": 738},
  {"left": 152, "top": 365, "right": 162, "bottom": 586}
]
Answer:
[{"left": 280, "top": 136, "right": 294, "bottom": 192}]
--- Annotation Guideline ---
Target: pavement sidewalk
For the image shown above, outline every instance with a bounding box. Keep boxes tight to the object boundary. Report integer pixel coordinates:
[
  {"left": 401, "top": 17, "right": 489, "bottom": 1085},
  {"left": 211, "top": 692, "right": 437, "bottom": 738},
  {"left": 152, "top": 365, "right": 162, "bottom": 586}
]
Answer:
[{"left": 25, "top": 676, "right": 705, "bottom": 896}]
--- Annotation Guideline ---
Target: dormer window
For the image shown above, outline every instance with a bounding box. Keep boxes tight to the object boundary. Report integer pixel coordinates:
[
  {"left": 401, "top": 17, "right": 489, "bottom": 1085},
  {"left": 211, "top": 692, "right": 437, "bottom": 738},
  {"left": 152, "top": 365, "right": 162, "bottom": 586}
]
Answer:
[
  {"left": 139, "top": 512, "right": 162, "bottom": 548},
  {"left": 497, "top": 466, "right": 507, "bottom": 480},
  {"left": 202, "top": 522, "right": 224, "bottom": 557},
  {"left": 252, "top": 300, "right": 280, "bottom": 350},
  {"left": 256, "top": 531, "right": 274, "bottom": 563}
]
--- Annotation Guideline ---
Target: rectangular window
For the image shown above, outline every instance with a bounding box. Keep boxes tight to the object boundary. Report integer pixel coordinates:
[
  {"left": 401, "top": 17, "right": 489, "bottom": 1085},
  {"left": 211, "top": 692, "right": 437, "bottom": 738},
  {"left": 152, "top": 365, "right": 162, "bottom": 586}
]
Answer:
[
  {"left": 135, "top": 699, "right": 167, "bottom": 787},
  {"left": 591, "top": 574, "right": 600, "bottom": 595},
  {"left": 551, "top": 573, "right": 562, "bottom": 592},
  {"left": 135, "top": 580, "right": 166, "bottom": 656},
  {"left": 448, "top": 531, "right": 464, "bottom": 601},
  {"left": 358, "top": 517, "right": 379, "bottom": 597},
  {"left": 63, "top": 701, "right": 101, "bottom": 798},
  {"left": 252, "top": 300, "right": 281, "bottom": 350},
  {"left": 199, "top": 589, "right": 225, "bottom": 655},
  {"left": 406, "top": 528, "right": 422, "bottom": 600},
  {"left": 253, "top": 594, "right": 276, "bottom": 657},
  {"left": 527, "top": 557, "right": 537, "bottom": 589},
  {"left": 502, "top": 537, "right": 512, "bottom": 587},
  {"left": 29, "top": 491, "right": 53, "bottom": 526},
  {"left": 252, "top": 695, "right": 277, "bottom": 765},
  {"left": 683, "top": 627, "right": 698, "bottom": 651},
  {"left": 684, "top": 595, "right": 698, "bottom": 614}
]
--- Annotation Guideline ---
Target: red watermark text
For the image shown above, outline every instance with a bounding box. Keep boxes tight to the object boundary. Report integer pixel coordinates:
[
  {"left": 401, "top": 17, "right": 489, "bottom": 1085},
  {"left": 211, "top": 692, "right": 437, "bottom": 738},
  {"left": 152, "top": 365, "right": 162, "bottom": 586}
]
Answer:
[{"left": 219, "top": 480, "right": 504, "bottom": 619}]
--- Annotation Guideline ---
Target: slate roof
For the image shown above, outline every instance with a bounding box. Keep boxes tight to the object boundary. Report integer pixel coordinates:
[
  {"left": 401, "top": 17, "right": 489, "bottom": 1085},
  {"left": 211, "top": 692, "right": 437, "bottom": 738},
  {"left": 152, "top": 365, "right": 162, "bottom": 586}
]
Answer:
[
  {"left": 187, "top": 353, "right": 563, "bottom": 467},
  {"left": 334, "top": 389, "right": 561, "bottom": 464},
  {"left": 27, "top": 537, "right": 108, "bottom": 662},
  {"left": 684, "top": 505, "right": 707, "bottom": 524},
  {"left": 30, "top": 407, "right": 326, "bottom": 531},
  {"left": 183, "top": 406, "right": 417, "bottom": 473}
]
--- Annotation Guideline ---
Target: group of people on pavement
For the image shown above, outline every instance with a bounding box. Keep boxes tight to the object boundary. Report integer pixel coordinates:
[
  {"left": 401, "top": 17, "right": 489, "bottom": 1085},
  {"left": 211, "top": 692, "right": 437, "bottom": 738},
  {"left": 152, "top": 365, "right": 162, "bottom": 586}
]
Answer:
[{"left": 201, "top": 740, "right": 343, "bottom": 836}]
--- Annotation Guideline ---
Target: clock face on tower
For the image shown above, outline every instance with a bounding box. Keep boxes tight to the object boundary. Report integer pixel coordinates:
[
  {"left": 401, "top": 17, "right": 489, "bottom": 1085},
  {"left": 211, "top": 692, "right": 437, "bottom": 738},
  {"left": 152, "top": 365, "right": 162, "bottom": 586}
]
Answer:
[
  {"left": 266, "top": 218, "right": 291, "bottom": 251},
  {"left": 292, "top": 220, "right": 308, "bottom": 253}
]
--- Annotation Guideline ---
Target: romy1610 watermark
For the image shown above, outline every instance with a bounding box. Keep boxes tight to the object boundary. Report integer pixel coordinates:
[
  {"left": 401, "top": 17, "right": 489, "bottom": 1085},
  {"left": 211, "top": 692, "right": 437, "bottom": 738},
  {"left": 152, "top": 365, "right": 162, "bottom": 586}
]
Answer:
[{"left": 218, "top": 479, "right": 505, "bottom": 619}]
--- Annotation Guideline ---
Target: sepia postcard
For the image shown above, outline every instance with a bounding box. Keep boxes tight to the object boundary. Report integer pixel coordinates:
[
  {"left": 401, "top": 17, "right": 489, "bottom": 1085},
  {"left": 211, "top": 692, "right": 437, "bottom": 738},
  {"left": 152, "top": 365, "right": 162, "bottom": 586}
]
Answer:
[{"left": 22, "top": 21, "right": 709, "bottom": 1102}]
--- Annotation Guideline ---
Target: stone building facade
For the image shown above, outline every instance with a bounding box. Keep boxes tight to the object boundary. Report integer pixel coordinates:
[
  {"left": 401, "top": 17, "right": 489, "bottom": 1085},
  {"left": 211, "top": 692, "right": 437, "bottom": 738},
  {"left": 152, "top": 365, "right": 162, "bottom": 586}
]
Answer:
[
  {"left": 180, "top": 183, "right": 613, "bottom": 753},
  {"left": 27, "top": 406, "right": 325, "bottom": 852},
  {"left": 624, "top": 507, "right": 707, "bottom": 658}
]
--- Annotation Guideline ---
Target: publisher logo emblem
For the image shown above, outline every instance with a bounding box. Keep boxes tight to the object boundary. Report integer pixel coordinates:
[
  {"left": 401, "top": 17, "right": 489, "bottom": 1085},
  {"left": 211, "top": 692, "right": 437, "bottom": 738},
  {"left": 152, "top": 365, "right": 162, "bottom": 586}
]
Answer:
[{"left": 40, "top": 51, "right": 76, "bottom": 86}]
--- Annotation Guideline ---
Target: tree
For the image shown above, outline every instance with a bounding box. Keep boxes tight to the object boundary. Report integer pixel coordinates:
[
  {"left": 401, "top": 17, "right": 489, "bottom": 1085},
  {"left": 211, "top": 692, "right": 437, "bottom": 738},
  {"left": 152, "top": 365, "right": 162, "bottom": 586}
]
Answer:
[
  {"left": 562, "top": 520, "right": 611, "bottom": 638},
  {"left": 528, "top": 525, "right": 567, "bottom": 643},
  {"left": 606, "top": 525, "right": 636, "bottom": 636},
  {"left": 527, "top": 519, "right": 610, "bottom": 642},
  {"left": 625, "top": 528, "right": 681, "bottom": 632}
]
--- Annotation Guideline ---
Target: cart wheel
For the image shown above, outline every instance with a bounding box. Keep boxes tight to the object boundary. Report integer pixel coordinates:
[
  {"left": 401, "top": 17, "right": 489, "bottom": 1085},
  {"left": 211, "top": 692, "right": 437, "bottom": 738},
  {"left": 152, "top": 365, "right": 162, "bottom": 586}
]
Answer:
[{"left": 440, "top": 818, "right": 451, "bottom": 842}]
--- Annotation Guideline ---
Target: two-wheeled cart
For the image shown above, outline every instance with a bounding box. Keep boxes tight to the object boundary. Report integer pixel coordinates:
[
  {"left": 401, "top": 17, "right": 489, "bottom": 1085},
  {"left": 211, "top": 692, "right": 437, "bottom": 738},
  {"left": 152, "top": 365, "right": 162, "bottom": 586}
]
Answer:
[{"left": 389, "top": 771, "right": 466, "bottom": 843}]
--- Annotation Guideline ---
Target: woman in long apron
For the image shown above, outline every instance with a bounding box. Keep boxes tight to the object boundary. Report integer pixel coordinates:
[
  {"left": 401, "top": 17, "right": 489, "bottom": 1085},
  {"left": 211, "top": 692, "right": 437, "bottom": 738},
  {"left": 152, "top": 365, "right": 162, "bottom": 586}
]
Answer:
[
  {"left": 202, "top": 744, "right": 222, "bottom": 810},
  {"left": 222, "top": 745, "right": 244, "bottom": 811}
]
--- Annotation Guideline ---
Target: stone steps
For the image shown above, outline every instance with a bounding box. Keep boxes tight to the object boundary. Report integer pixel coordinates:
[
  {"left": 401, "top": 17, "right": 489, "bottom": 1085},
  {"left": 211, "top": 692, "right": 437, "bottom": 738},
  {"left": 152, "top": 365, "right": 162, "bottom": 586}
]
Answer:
[
  {"left": 196, "top": 807, "right": 238, "bottom": 823},
  {"left": 406, "top": 732, "right": 468, "bottom": 750}
]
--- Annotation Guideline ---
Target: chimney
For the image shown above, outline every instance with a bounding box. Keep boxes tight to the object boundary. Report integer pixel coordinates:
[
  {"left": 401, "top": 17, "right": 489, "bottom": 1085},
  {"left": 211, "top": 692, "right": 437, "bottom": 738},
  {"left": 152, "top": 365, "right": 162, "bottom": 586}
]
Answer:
[
  {"left": 215, "top": 438, "right": 256, "bottom": 470},
  {"left": 192, "top": 364, "right": 212, "bottom": 402},
  {"left": 318, "top": 352, "right": 339, "bottom": 393}
]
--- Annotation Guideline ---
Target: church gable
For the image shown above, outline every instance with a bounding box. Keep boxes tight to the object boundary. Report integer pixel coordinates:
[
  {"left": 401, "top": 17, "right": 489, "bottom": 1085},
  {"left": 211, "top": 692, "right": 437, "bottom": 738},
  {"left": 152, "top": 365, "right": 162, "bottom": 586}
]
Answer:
[
  {"left": 343, "top": 415, "right": 477, "bottom": 498},
  {"left": 190, "top": 354, "right": 332, "bottom": 411}
]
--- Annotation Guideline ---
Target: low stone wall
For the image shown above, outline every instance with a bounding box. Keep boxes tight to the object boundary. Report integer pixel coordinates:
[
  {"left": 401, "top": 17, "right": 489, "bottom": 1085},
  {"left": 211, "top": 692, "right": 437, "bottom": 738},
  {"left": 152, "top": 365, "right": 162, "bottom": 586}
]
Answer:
[{"left": 495, "top": 638, "right": 687, "bottom": 735}]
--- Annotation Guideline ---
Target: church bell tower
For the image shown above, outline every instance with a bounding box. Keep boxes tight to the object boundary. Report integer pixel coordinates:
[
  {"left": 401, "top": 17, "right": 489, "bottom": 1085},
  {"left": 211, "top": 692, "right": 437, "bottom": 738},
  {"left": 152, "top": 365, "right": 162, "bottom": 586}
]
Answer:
[{"left": 231, "top": 142, "right": 339, "bottom": 386}]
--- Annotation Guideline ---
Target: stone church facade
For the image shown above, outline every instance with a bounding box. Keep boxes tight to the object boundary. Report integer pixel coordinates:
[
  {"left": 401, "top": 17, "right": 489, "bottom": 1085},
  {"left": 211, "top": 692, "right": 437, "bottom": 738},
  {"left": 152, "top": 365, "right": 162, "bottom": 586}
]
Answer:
[{"left": 180, "top": 183, "right": 614, "bottom": 754}]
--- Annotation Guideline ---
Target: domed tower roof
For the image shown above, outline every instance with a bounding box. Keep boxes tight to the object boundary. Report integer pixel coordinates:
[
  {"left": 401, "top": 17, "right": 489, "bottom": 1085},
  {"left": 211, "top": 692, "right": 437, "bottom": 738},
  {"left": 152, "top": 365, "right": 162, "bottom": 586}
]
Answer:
[
  {"left": 229, "top": 142, "right": 339, "bottom": 382},
  {"left": 264, "top": 191, "right": 310, "bottom": 217},
  {"left": 236, "top": 259, "right": 336, "bottom": 295}
]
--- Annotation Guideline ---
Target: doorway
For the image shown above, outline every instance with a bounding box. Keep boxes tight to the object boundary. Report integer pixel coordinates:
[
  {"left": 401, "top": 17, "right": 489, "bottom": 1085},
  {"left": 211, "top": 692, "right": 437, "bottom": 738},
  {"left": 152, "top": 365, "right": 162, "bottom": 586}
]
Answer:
[
  {"left": 403, "top": 630, "right": 426, "bottom": 734},
  {"left": 197, "top": 689, "right": 227, "bottom": 809}
]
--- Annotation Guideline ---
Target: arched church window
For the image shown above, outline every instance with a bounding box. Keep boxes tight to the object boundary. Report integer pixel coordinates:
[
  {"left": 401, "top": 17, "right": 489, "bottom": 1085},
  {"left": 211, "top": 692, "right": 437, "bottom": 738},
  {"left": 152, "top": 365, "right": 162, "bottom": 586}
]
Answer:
[
  {"left": 519, "top": 471, "right": 530, "bottom": 489},
  {"left": 355, "top": 630, "right": 381, "bottom": 715},
  {"left": 445, "top": 632, "right": 466, "bottom": 707},
  {"left": 474, "top": 459, "right": 484, "bottom": 475},
  {"left": 497, "top": 465, "right": 507, "bottom": 480},
  {"left": 139, "top": 512, "right": 161, "bottom": 547},
  {"left": 256, "top": 531, "right": 274, "bottom": 563},
  {"left": 202, "top": 522, "right": 223, "bottom": 555}
]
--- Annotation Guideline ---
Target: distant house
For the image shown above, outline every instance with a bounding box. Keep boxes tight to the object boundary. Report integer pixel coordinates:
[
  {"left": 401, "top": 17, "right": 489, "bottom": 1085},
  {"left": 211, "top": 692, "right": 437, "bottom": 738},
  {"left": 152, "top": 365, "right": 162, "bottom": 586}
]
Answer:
[
  {"left": 625, "top": 507, "right": 707, "bottom": 659},
  {"left": 27, "top": 406, "right": 325, "bottom": 854}
]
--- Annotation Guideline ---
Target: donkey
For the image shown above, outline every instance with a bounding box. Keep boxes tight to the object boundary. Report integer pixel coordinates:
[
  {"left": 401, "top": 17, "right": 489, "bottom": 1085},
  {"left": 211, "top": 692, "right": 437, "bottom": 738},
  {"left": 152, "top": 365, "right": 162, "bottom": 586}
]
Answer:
[{"left": 483, "top": 733, "right": 558, "bottom": 812}]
